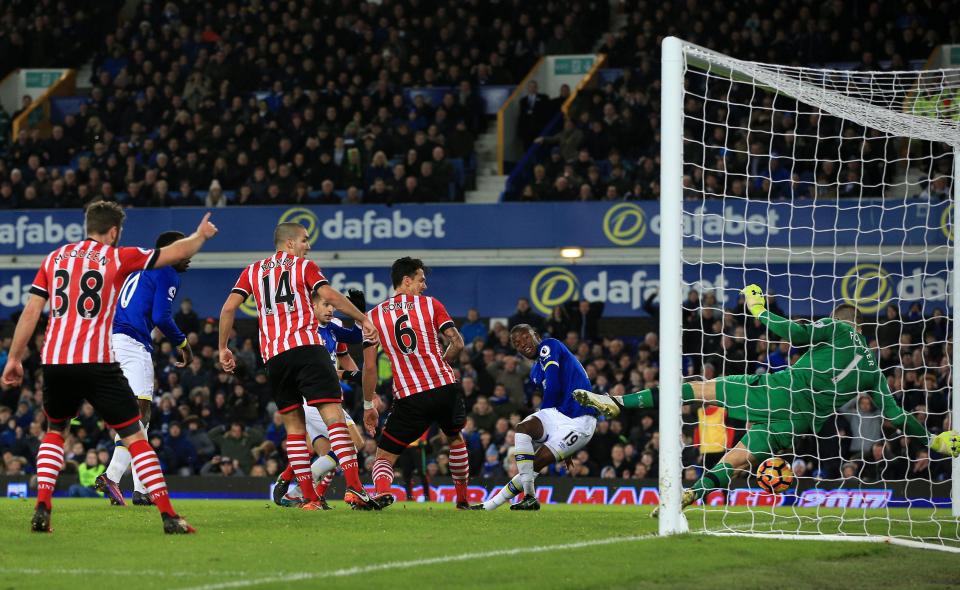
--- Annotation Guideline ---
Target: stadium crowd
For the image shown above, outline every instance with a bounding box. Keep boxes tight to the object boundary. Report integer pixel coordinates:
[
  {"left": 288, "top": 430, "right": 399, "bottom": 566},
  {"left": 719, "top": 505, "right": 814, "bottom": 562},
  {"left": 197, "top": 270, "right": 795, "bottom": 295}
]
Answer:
[
  {"left": 506, "top": 0, "right": 959, "bottom": 201},
  {"left": 0, "top": 290, "right": 952, "bottom": 488},
  {"left": 0, "top": 0, "right": 609, "bottom": 209}
]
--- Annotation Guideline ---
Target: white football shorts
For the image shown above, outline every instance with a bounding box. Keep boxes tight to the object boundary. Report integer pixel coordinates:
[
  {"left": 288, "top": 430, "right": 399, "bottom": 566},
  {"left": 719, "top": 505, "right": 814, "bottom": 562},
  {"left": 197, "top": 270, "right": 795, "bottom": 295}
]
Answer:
[
  {"left": 522, "top": 407, "right": 597, "bottom": 461},
  {"left": 111, "top": 333, "right": 154, "bottom": 401}
]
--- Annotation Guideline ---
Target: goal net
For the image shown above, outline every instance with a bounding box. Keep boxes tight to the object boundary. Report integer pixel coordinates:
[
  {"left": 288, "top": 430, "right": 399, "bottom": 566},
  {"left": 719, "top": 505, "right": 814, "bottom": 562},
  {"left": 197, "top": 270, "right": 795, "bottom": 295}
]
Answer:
[{"left": 658, "top": 37, "right": 960, "bottom": 551}]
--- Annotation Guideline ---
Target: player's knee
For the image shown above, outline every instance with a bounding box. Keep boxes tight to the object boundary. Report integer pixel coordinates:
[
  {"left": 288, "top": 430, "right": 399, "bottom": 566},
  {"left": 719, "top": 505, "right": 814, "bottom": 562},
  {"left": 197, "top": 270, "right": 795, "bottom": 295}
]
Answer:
[{"left": 515, "top": 419, "right": 542, "bottom": 440}]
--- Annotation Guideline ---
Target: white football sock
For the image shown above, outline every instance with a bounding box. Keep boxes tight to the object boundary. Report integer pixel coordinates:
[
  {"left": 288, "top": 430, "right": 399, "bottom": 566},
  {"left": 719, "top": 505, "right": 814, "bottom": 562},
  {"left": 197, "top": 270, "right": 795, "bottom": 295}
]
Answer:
[
  {"left": 105, "top": 434, "right": 131, "bottom": 483},
  {"left": 514, "top": 432, "right": 536, "bottom": 495},
  {"left": 483, "top": 475, "right": 524, "bottom": 510},
  {"left": 310, "top": 454, "right": 338, "bottom": 482}
]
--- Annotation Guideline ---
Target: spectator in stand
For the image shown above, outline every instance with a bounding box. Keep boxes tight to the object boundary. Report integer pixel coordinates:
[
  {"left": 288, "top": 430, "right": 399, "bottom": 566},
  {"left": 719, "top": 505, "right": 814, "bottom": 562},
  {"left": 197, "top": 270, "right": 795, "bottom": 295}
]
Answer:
[
  {"left": 509, "top": 298, "right": 544, "bottom": 331},
  {"left": 208, "top": 422, "right": 263, "bottom": 475},
  {"left": 201, "top": 455, "right": 245, "bottom": 477},
  {"left": 469, "top": 396, "right": 497, "bottom": 433},
  {"left": 460, "top": 309, "right": 487, "bottom": 347},
  {"left": 67, "top": 449, "right": 106, "bottom": 498},
  {"left": 517, "top": 81, "right": 551, "bottom": 150},
  {"left": 566, "top": 300, "right": 604, "bottom": 343}
]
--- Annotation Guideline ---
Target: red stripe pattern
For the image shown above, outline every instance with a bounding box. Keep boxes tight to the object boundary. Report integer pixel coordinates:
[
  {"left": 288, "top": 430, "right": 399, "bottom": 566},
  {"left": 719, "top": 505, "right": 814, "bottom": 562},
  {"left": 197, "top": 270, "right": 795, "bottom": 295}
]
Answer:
[
  {"left": 232, "top": 252, "right": 326, "bottom": 362},
  {"left": 373, "top": 458, "right": 394, "bottom": 494},
  {"left": 35, "top": 432, "right": 65, "bottom": 509},
  {"left": 448, "top": 442, "right": 470, "bottom": 481},
  {"left": 327, "top": 422, "right": 362, "bottom": 490},
  {"left": 285, "top": 434, "right": 317, "bottom": 501},
  {"left": 368, "top": 294, "right": 458, "bottom": 399},
  {"left": 315, "top": 471, "right": 335, "bottom": 498},
  {"left": 128, "top": 439, "right": 176, "bottom": 516},
  {"left": 33, "top": 240, "right": 156, "bottom": 365}
]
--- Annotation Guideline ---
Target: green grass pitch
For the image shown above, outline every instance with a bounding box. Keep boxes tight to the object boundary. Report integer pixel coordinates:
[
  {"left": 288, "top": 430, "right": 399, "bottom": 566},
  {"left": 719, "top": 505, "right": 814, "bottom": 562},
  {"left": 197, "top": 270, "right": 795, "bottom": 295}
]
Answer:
[{"left": 1, "top": 500, "right": 959, "bottom": 589}]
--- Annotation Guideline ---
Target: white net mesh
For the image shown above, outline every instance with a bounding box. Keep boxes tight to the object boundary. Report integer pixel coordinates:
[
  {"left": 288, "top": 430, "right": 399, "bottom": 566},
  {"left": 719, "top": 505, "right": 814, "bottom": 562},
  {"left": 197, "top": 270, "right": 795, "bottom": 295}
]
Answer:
[{"left": 676, "top": 42, "right": 960, "bottom": 549}]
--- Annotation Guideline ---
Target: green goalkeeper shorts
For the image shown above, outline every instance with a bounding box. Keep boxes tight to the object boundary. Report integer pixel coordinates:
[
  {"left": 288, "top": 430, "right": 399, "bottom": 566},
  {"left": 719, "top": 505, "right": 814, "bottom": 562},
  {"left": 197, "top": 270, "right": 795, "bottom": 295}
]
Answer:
[
  {"left": 714, "top": 374, "right": 817, "bottom": 460},
  {"left": 738, "top": 421, "right": 797, "bottom": 461},
  {"left": 714, "top": 374, "right": 814, "bottom": 423}
]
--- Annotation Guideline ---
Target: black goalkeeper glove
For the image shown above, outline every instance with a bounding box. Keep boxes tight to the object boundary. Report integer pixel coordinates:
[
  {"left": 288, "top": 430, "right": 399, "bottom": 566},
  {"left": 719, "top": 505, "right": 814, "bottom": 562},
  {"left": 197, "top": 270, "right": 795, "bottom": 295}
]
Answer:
[
  {"left": 341, "top": 370, "right": 362, "bottom": 385},
  {"left": 347, "top": 288, "right": 366, "bottom": 312}
]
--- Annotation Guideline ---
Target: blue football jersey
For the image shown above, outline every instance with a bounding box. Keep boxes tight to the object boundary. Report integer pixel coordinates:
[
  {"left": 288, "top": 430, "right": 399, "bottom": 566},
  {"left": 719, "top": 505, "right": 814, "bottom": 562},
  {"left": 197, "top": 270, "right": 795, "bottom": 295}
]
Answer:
[
  {"left": 528, "top": 337, "right": 597, "bottom": 419},
  {"left": 113, "top": 266, "right": 186, "bottom": 352},
  {"left": 317, "top": 317, "right": 362, "bottom": 364}
]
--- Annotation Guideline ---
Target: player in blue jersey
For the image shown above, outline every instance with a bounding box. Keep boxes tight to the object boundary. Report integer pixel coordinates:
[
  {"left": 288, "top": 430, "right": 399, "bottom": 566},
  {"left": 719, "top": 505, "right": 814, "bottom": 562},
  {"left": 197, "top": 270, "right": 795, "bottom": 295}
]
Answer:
[
  {"left": 98, "top": 231, "right": 194, "bottom": 506},
  {"left": 273, "top": 288, "right": 368, "bottom": 508},
  {"left": 472, "top": 323, "right": 599, "bottom": 511}
]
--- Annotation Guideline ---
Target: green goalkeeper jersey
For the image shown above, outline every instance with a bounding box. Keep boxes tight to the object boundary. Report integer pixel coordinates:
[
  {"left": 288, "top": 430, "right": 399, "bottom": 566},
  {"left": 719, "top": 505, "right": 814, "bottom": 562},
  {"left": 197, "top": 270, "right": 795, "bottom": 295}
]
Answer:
[{"left": 758, "top": 311, "right": 929, "bottom": 443}]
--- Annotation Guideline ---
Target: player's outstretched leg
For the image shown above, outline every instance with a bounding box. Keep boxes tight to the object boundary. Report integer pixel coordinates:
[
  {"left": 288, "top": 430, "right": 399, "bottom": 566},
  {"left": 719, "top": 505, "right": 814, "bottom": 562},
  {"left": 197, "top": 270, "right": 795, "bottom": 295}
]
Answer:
[
  {"left": 576, "top": 383, "right": 704, "bottom": 414},
  {"left": 652, "top": 444, "right": 756, "bottom": 519},
  {"left": 572, "top": 389, "right": 623, "bottom": 418},
  {"left": 32, "top": 430, "right": 66, "bottom": 532},
  {"left": 476, "top": 476, "right": 524, "bottom": 510}
]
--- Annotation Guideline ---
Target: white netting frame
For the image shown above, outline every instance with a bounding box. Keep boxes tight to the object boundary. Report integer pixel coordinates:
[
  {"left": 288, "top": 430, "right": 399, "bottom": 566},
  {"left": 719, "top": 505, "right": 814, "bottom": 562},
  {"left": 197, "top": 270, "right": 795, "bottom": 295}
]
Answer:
[{"left": 659, "top": 37, "right": 960, "bottom": 550}]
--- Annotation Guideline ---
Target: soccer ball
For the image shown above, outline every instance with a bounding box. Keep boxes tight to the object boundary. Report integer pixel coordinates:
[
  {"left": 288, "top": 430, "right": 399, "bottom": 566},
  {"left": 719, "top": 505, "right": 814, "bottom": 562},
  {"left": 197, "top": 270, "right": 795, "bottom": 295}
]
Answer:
[{"left": 755, "top": 457, "right": 794, "bottom": 494}]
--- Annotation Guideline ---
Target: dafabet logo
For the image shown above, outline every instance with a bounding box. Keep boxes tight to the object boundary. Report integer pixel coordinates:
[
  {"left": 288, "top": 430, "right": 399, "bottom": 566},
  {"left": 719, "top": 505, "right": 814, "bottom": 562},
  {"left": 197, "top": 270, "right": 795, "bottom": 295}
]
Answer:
[
  {"left": 529, "top": 267, "right": 581, "bottom": 314},
  {"left": 602, "top": 203, "right": 646, "bottom": 246}
]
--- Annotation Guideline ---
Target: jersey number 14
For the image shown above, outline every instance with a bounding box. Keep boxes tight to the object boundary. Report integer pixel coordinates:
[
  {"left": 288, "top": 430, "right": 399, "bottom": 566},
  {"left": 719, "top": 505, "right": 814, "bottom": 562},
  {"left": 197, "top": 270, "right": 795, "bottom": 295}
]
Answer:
[{"left": 262, "top": 270, "right": 295, "bottom": 315}]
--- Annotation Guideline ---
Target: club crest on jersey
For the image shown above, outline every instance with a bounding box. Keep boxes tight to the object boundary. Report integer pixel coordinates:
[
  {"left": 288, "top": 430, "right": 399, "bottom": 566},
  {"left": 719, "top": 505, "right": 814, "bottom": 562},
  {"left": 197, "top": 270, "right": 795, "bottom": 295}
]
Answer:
[
  {"left": 168, "top": 286, "right": 177, "bottom": 300},
  {"left": 539, "top": 345, "right": 551, "bottom": 358}
]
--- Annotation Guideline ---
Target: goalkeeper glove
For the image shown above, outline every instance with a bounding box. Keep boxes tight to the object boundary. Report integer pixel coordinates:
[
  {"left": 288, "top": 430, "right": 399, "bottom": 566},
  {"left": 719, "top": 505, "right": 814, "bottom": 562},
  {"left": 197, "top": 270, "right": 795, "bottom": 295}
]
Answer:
[
  {"left": 341, "top": 370, "right": 362, "bottom": 385},
  {"left": 347, "top": 288, "right": 366, "bottom": 312},
  {"left": 930, "top": 430, "right": 960, "bottom": 458},
  {"left": 741, "top": 284, "right": 766, "bottom": 317}
]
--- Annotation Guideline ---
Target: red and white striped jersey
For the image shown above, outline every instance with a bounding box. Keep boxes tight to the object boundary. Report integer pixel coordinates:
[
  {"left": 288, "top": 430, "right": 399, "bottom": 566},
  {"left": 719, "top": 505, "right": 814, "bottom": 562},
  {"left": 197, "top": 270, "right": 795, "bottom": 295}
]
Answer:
[
  {"left": 30, "top": 239, "right": 158, "bottom": 365},
  {"left": 367, "top": 294, "right": 458, "bottom": 399},
  {"left": 232, "top": 251, "right": 328, "bottom": 362}
]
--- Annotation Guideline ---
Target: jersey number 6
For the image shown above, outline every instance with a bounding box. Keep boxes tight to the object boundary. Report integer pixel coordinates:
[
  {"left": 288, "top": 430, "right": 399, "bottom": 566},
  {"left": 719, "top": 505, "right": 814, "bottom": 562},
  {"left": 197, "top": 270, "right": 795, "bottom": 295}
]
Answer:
[{"left": 394, "top": 313, "right": 418, "bottom": 354}]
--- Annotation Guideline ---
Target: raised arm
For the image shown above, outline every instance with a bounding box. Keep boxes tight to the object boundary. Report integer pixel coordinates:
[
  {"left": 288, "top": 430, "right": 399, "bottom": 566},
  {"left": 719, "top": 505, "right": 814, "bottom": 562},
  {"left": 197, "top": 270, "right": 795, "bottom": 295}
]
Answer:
[
  {"left": 317, "top": 284, "right": 378, "bottom": 345},
  {"left": 154, "top": 212, "right": 218, "bottom": 269},
  {"left": 742, "top": 284, "right": 833, "bottom": 345}
]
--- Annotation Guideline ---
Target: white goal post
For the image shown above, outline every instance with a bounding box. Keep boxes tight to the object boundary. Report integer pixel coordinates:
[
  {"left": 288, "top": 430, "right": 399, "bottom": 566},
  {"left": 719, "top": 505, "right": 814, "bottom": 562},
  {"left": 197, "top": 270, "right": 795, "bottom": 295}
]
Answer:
[{"left": 658, "top": 36, "right": 960, "bottom": 549}]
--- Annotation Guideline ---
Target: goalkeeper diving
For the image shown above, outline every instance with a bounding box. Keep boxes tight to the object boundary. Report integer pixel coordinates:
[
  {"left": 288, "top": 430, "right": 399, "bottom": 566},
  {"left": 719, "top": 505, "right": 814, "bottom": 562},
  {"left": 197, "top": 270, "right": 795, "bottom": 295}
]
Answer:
[{"left": 574, "top": 284, "right": 960, "bottom": 514}]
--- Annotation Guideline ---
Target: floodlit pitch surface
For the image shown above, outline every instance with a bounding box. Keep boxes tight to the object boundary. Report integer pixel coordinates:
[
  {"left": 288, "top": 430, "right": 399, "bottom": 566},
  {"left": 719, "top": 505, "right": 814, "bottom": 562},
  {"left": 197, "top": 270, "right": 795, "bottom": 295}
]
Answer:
[{"left": 1, "top": 500, "right": 958, "bottom": 589}]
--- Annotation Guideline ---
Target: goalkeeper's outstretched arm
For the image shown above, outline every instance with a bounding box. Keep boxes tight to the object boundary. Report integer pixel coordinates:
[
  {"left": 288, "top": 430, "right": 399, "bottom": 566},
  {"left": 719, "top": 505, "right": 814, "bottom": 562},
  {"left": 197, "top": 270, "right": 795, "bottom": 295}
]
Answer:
[
  {"left": 870, "top": 373, "right": 960, "bottom": 457},
  {"left": 741, "top": 284, "right": 834, "bottom": 345}
]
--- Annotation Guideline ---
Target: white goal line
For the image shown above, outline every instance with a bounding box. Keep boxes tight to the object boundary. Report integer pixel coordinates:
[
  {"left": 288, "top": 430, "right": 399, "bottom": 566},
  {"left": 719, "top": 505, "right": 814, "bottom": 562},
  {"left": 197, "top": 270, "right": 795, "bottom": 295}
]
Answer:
[{"left": 702, "top": 531, "right": 960, "bottom": 554}]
